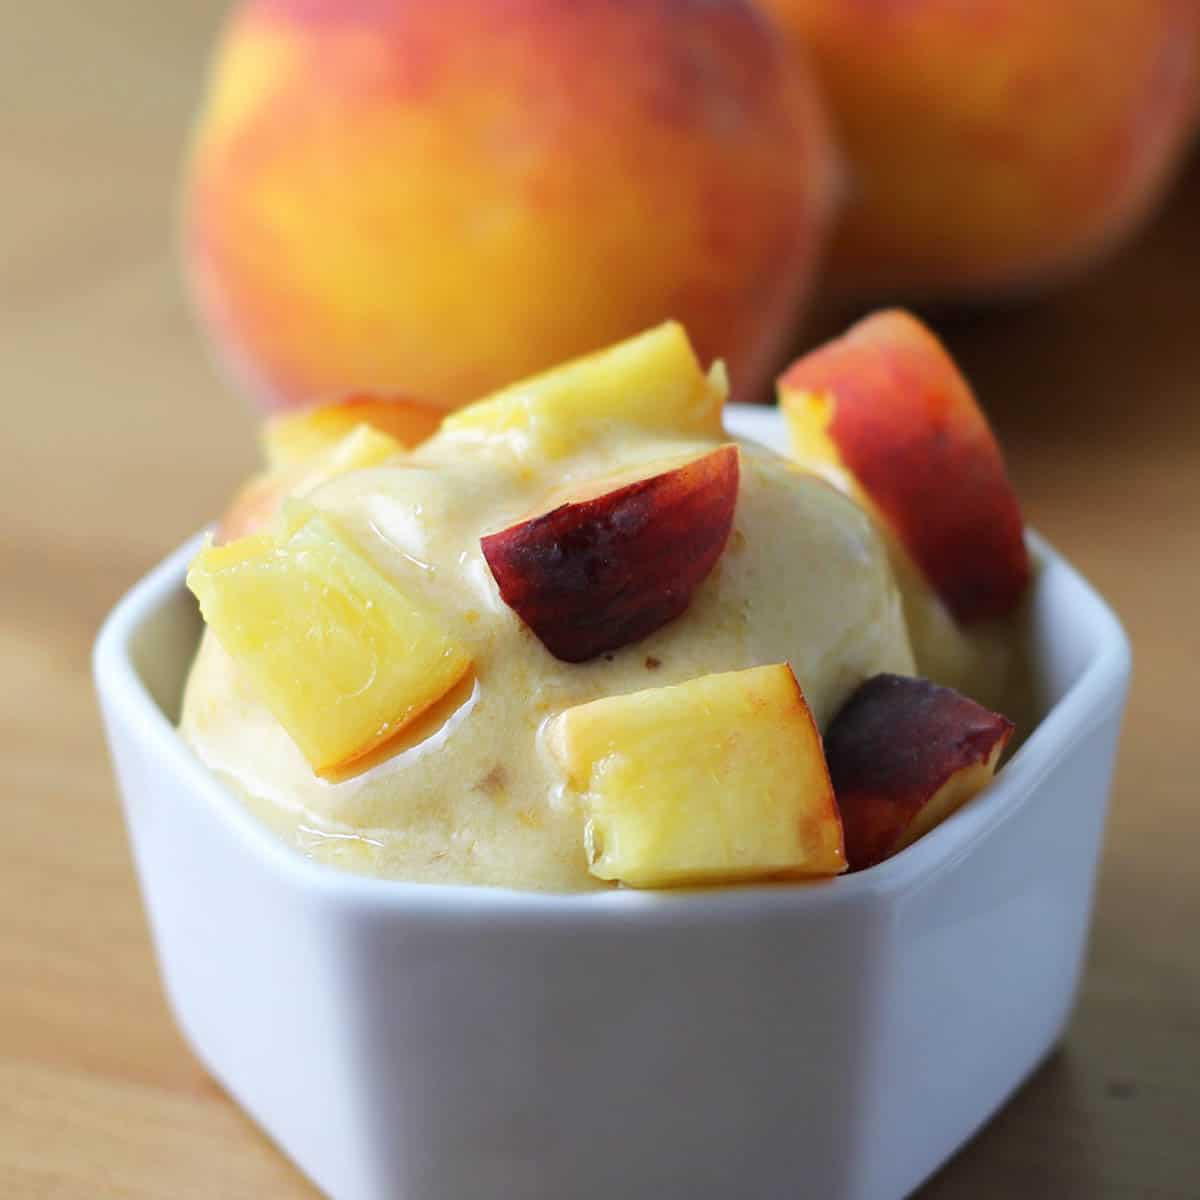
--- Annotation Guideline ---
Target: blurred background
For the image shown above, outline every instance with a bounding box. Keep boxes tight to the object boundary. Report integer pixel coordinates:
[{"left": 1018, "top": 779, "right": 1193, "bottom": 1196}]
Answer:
[{"left": 2, "top": 2, "right": 1198, "bottom": 1196}]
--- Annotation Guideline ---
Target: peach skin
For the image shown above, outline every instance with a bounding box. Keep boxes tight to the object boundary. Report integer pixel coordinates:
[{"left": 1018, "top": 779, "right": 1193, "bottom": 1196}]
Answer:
[
  {"left": 824, "top": 673, "right": 1014, "bottom": 872},
  {"left": 779, "top": 310, "right": 1030, "bottom": 624},
  {"left": 482, "top": 445, "right": 740, "bottom": 662},
  {"left": 759, "top": 0, "right": 1200, "bottom": 297},
  {"left": 184, "top": 0, "right": 839, "bottom": 410}
]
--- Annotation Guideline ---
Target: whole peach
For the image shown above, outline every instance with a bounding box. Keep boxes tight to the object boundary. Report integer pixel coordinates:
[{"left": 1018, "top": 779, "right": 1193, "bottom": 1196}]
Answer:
[
  {"left": 759, "top": 0, "right": 1199, "bottom": 297},
  {"left": 184, "top": 0, "right": 838, "bottom": 409}
]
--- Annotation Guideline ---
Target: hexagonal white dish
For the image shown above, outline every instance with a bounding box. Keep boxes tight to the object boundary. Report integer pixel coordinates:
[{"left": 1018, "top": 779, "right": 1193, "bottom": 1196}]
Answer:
[{"left": 95, "top": 406, "right": 1130, "bottom": 1200}]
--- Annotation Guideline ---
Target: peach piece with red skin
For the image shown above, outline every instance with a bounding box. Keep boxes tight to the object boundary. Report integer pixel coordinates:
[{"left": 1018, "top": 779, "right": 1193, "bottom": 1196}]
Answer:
[
  {"left": 481, "top": 444, "right": 739, "bottom": 663},
  {"left": 779, "top": 309, "right": 1030, "bottom": 624},
  {"left": 824, "top": 673, "right": 1014, "bottom": 872}
]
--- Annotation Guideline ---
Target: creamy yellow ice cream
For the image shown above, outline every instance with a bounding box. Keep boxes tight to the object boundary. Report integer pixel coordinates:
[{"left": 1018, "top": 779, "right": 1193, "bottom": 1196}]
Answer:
[{"left": 180, "top": 422, "right": 932, "bottom": 891}]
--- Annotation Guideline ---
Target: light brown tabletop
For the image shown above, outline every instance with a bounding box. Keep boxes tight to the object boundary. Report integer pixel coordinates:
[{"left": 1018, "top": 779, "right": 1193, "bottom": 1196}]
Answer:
[{"left": 3, "top": 3, "right": 1198, "bottom": 1197}]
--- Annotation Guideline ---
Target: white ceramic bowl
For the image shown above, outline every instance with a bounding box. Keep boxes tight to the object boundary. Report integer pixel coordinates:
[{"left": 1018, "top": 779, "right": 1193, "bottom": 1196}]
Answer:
[{"left": 95, "top": 407, "right": 1130, "bottom": 1200}]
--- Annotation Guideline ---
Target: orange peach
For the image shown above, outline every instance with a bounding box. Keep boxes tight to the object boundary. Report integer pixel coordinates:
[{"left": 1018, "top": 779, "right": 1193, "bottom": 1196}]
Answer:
[
  {"left": 779, "top": 310, "right": 1030, "bottom": 624},
  {"left": 759, "top": 0, "right": 1200, "bottom": 296},
  {"left": 184, "top": 0, "right": 839, "bottom": 410}
]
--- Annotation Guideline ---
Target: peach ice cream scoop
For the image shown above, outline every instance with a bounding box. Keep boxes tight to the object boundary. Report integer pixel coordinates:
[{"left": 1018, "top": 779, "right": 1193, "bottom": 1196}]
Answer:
[
  {"left": 180, "top": 326, "right": 920, "bottom": 890},
  {"left": 181, "top": 321, "right": 1025, "bottom": 890}
]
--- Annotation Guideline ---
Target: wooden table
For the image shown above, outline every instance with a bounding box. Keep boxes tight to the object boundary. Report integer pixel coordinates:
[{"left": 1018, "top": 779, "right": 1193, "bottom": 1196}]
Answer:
[{"left": 3, "top": 3, "right": 1197, "bottom": 1196}]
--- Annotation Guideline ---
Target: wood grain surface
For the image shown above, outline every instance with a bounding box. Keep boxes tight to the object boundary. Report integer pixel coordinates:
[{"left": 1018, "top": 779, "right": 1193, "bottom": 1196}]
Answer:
[{"left": 2, "top": 3, "right": 1197, "bottom": 1197}]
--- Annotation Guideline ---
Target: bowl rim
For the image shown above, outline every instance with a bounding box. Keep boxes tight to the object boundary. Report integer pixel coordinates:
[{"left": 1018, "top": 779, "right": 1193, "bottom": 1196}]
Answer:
[{"left": 94, "top": 405, "right": 1132, "bottom": 919}]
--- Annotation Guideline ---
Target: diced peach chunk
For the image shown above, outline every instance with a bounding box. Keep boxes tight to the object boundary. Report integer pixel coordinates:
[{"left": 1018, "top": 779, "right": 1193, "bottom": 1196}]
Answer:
[
  {"left": 482, "top": 445, "right": 739, "bottom": 662},
  {"left": 779, "top": 309, "right": 1030, "bottom": 623},
  {"left": 263, "top": 393, "right": 445, "bottom": 467},
  {"left": 442, "top": 322, "right": 727, "bottom": 455},
  {"left": 547, "top": 664, "right": 846, "bottom": 887},
  {"left": 823, "top": 673, "right": 1014, "bottom": 870},
  {"left": 188, "top": 505, "right": 471, "bottom": 774}
]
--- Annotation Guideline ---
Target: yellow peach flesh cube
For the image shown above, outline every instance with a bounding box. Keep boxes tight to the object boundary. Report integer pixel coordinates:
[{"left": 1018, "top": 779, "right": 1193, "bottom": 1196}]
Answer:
[
  {"left": 441, "top": 322, "right": 726, "bottom": 454},
  {"left": 781, "top": 386, "right": 837, "bottom": 469},
  {"left": 263, "top": 410, "right": 357, "bottom": 467},
  {"left": 263, "top": 397, "right": 442, "bottom": 467},
  {"left": 312, "top": 424, "right": 403, "bottom": 476},
  {"left": 547, "top": 664, "right": 846, "bottom": 887},
  {"left": 187, "top": 509, "right": 471, "bottom": 774}
]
